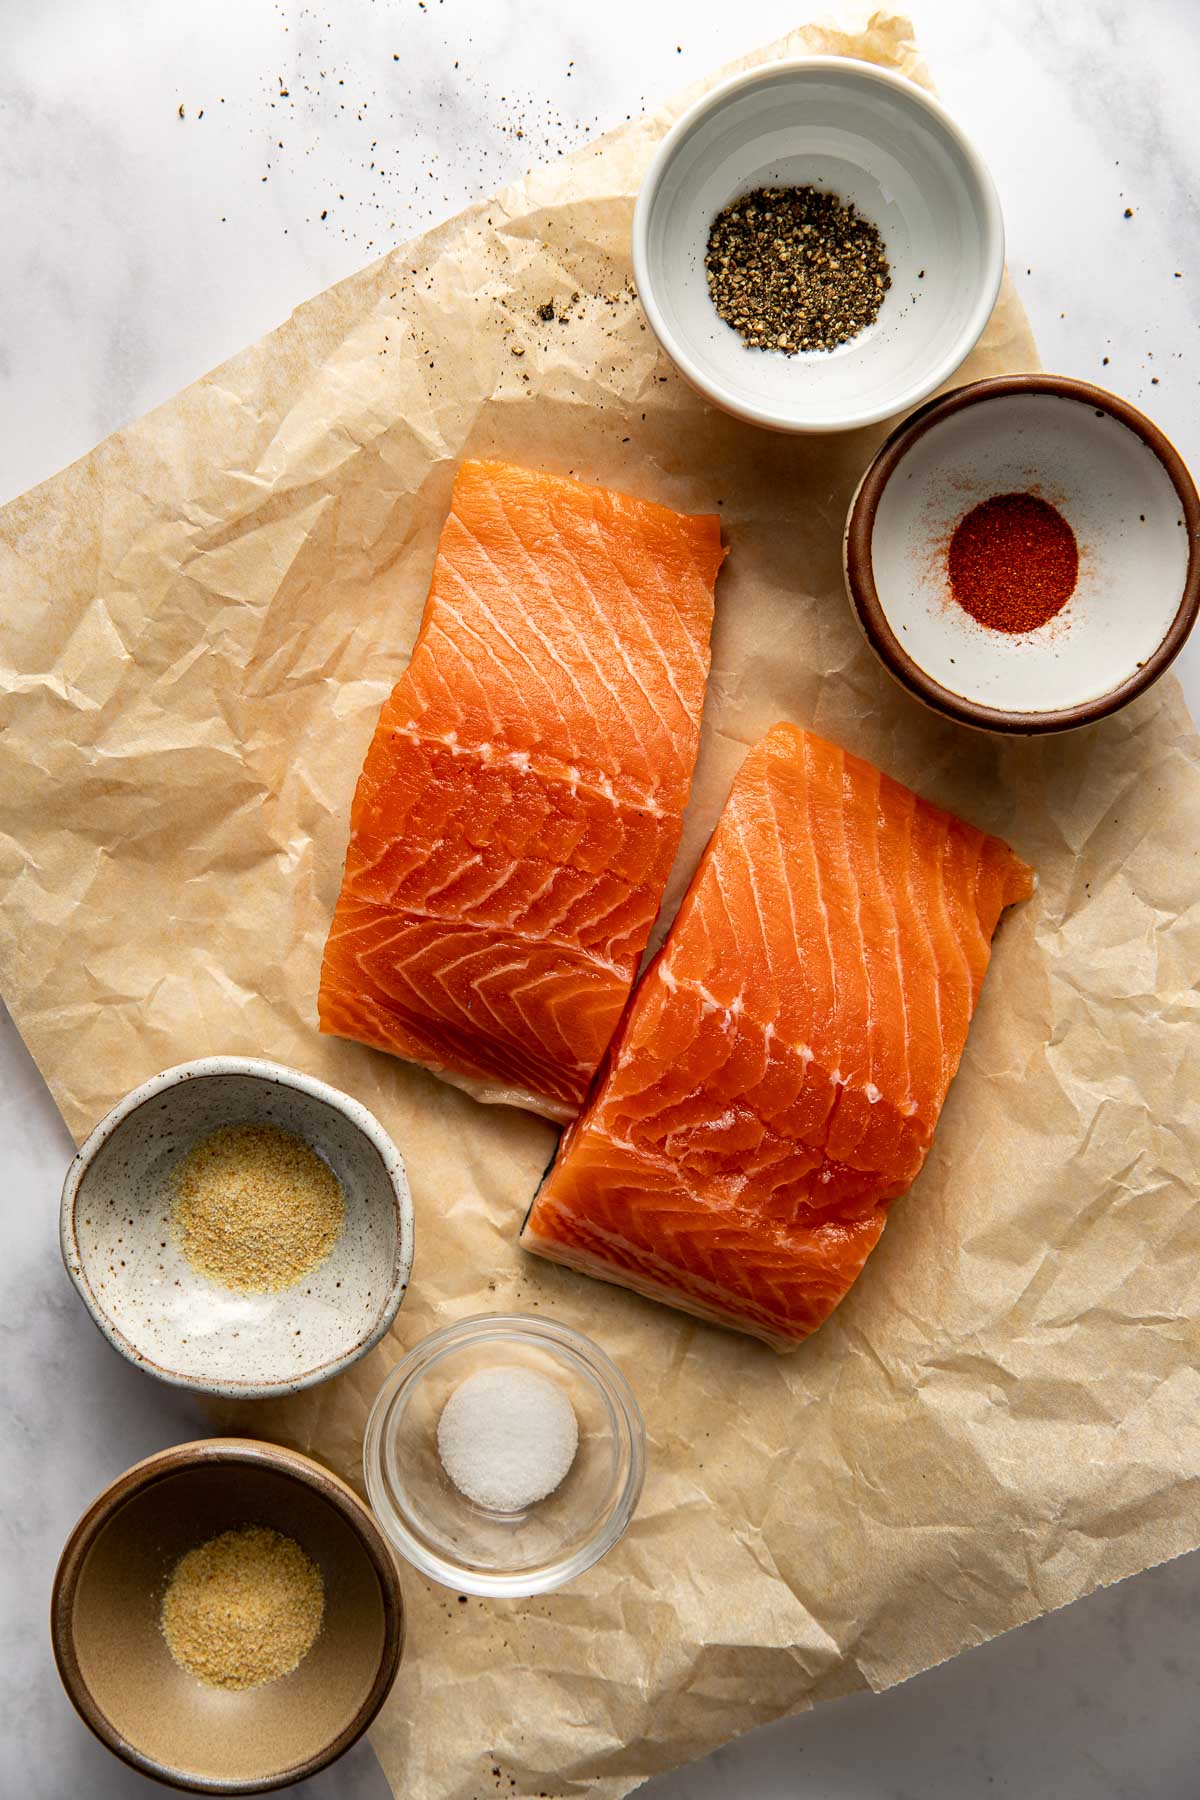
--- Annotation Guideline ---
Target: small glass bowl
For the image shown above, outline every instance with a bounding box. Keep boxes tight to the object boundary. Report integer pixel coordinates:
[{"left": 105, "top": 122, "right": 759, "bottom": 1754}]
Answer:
[{"left": 363, "top": 1314, "right": 646, "bottom": 1597}]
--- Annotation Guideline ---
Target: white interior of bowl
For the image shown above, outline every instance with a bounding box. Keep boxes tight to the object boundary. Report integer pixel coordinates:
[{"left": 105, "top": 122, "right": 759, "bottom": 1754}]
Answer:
[
  {"left": 65, "top": 1067, "right": 411, "bottom": 1394},
  {"left": 869, "top": 392, "right": 1191, "bottom": 712},
  {"left": 636, "top": 60, "right": 1000, "bottom": 429}
]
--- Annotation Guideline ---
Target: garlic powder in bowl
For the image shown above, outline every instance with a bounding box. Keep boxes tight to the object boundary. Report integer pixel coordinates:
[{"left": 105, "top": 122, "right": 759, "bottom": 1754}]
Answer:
[
  {"left": 60, "top": 1057, "right": 413, "bottom": 1398},
  {"left": 171, "top": 1122, "right": 345, "bottom": 1293}
]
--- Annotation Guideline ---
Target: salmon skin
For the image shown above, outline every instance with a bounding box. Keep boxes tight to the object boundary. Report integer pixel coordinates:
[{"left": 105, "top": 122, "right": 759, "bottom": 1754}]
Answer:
[
  {"left": 319, "top": 460, "right": 724, "bottom": 1120},
  {"left": 521, "top": 723, "right": 1034, "bottom": 1349}
]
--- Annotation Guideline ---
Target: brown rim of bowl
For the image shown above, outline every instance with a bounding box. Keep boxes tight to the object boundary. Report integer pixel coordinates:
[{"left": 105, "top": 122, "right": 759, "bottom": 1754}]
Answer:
[
  {"left": 50, "top": 1438, "right": 406, "bottom": 1796},
  {"left": 844, "top": 373, "right": 1200, "bottom": 734}
]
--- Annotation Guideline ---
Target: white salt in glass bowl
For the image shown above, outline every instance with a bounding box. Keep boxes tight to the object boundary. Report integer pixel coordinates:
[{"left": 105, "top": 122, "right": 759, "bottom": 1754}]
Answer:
[
  {"left": 60, "top": 1058, "right": 414, "bottom": 1399},
  {"left": 363, "top": 1314, "right": 646, "bottom": 1598},
  {"left": 632, "top": 56, "right": 1004, "bottom": 433}
]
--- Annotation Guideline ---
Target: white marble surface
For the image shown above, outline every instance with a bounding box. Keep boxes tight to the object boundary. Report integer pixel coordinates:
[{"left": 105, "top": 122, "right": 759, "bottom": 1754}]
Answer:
[{"left": 1, "top": 1, "right": 1198, "bottom": 1795}]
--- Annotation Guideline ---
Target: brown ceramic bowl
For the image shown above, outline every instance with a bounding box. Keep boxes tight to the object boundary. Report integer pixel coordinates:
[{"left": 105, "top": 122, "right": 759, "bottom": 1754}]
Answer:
[
  {"left": 844, "top": 374, "right": 1200, "bottom": 733},
  {"left": 51, "top": 1439, "right": 405, "bottom": 1794}
]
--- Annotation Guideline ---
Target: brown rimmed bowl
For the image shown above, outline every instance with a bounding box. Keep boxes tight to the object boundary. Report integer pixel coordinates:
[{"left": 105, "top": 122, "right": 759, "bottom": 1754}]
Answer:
[
  {"left": 51, "top": 1438, "right": 405, "bottom": 1794},
  {"left": 844, "top": 374, "right": 1200, "bottom": 732}
]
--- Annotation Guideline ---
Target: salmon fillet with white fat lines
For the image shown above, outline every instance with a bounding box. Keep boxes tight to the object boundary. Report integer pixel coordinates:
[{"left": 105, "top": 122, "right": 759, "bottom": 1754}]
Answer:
[
  {"left": 319, "top": 460, "right": 724, "bottom": 1120},
  {"left": 521, "top": 722, "right": 1035, "bottom": 1348}
]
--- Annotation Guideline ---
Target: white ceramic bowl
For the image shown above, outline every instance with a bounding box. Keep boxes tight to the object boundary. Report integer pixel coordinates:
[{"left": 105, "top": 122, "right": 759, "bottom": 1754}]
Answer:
[
  {"left": 61, "top": 1058, "right": 414, "bottom": 1398},
  {"left": 632, "top": 56, "right": 1004, "bottom": 433},
  {"left": 363, "top": 1314, "right": 646, "bottom": 1598},
  {"left": 844, "top": 375, "right": 1200, "bottom": 732}
]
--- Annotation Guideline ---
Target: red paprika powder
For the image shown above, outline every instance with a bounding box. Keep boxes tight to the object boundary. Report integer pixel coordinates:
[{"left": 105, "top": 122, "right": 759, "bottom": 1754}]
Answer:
[{"left": 947, "top": 491, "right": 1078, "bottom": 633}]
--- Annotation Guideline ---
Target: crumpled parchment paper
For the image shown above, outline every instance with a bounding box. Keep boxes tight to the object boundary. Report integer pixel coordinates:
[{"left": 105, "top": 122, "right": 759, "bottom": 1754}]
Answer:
[{"left": 2, "top": 11, "right": 1199, "bottom": 1800}]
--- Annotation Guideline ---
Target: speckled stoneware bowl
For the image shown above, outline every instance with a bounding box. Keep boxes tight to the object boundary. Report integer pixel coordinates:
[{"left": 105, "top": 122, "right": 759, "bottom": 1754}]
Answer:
[
  {"left": 60, "top": 1058, "right": 414, "bottom": 1398},
  {"left": 51, "top": 1438, "right": 405, "bottom": 1794}
]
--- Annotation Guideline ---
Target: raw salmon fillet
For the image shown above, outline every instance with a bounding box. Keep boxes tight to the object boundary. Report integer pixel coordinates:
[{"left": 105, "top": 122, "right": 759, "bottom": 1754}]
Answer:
[
  {"left": 319, "top": 460, "right": 723, "bottom": 1120},
  {"left": 521, "top": 723, "right": 1034, "bottom": 1348}
]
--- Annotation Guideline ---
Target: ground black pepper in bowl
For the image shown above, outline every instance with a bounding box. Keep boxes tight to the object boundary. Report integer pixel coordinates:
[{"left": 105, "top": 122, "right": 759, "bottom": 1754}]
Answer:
[{"left": 704, "top": 184, "right": 891, "bottom": 354}]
